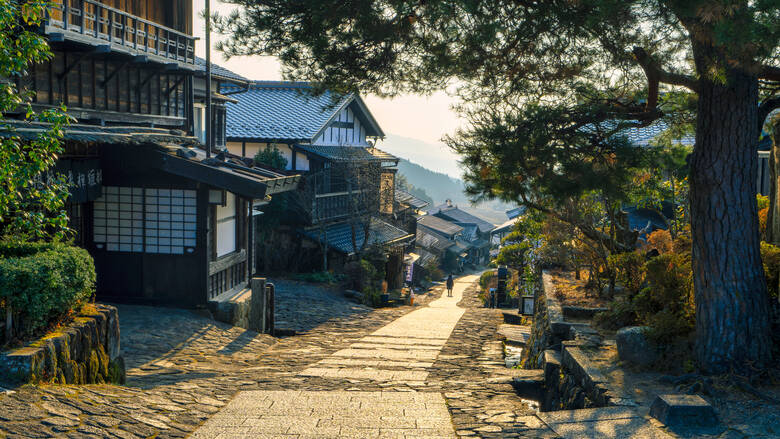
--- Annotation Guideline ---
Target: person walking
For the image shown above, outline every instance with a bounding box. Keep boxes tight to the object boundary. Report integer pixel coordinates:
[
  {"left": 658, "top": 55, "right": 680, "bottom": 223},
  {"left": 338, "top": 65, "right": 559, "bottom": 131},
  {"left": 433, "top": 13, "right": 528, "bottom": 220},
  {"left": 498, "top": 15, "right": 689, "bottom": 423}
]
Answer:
[{"left": 446, "top": 274, "right": 454, "bottom": 297}]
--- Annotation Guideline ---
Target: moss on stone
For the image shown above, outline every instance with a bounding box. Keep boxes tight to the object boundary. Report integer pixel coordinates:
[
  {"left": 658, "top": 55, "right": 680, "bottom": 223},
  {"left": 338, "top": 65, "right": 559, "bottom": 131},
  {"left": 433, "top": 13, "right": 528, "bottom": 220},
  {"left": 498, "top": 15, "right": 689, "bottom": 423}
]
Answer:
[
  {"left": 96, "top": 345, "right": 109, "bottom": 379},
  {"left": 88, "top": 350, "right": 99, "bottom": 383},
  {"left": 107, "top": 357, "right": 126, "bottom": 385}
]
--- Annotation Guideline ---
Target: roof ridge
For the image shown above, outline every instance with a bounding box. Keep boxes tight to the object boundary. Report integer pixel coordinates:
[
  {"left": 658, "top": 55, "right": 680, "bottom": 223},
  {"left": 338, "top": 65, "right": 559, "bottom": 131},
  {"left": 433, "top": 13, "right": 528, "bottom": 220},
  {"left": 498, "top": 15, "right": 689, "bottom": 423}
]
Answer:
[{"left": 250, "top": 80, "right": 313, "bottom": 89}]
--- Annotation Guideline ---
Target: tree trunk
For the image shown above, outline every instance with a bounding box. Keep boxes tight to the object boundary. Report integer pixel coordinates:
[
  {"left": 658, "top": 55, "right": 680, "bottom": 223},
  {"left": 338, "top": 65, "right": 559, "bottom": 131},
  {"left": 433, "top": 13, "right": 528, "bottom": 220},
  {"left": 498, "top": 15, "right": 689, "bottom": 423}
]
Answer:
[
  {"left": 766, "top": 117, "right": 780, "bottom": 244},
  {"left": 689, "top": 62, "right": 772, "bottom": 374}
]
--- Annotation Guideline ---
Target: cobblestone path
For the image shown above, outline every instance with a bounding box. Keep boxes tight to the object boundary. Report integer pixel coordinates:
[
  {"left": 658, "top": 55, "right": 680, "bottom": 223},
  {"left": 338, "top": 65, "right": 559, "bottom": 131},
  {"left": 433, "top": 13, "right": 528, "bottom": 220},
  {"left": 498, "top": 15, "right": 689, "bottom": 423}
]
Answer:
[{"left": 0, "top": 274, "right": 548, "bottom": 438}]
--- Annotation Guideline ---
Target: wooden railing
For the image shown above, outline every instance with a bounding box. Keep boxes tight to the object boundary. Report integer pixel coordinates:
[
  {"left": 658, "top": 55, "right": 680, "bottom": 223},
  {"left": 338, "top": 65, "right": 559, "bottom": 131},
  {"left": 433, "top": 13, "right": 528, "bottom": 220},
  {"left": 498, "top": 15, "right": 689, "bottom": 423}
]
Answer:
[
  {"left": 46, "top": 0, "right": 196, "bottom": 65},
  {"left": 311, "top": 190, "right": 368, "bottom": 224}
]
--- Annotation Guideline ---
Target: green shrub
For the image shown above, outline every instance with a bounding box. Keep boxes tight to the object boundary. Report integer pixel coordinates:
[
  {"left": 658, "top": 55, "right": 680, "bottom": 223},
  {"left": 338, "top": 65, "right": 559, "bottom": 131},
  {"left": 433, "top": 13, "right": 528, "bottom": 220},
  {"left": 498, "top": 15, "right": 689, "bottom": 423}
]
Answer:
[
  {"left": 760, "top": 242, "right": 780, "bottom": 300},
  {"left": 593, "top": 299, "right": 637, "bottom": 330},
  {"left": 479, "top": 270, "right": 496, "bottom": 290},
  {"left": 607, "top": 251, "right": 646, "bottom": 295},
  {"left": 0, "top": 242, "right": 95, "bottom": 340}
]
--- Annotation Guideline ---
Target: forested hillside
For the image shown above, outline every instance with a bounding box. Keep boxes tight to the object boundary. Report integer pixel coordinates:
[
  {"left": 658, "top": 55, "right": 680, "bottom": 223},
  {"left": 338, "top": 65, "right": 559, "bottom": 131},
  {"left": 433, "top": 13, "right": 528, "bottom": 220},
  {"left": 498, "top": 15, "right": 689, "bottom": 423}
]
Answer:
[{"left": 396, "top": 158, "right": 511, "bottom": 224}]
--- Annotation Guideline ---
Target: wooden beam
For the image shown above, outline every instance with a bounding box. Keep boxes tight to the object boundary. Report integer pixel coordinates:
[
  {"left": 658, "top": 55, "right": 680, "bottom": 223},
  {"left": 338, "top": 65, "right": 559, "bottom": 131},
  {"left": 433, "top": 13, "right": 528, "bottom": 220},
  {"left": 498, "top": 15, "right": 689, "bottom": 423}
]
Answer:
[
  {"left": 163, "top": 75, "right": 186, "bottom": 99},
  {"left": 101, "top": 60, "right": 131, "bottom": 87}
]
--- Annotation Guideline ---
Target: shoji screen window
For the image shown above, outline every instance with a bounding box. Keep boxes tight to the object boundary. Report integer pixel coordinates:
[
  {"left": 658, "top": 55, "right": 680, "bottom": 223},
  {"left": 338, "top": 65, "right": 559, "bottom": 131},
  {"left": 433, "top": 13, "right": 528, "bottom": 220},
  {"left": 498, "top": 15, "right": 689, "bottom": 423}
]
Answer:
[
  {"left": 93, "top": 187, "right": 144, "bottom": 252},
  {"left": 145, "top": 189, "right": 197, "bottom": 254},
  {"left": 93, "top": 187, "right": 197, "bottom": 254}
]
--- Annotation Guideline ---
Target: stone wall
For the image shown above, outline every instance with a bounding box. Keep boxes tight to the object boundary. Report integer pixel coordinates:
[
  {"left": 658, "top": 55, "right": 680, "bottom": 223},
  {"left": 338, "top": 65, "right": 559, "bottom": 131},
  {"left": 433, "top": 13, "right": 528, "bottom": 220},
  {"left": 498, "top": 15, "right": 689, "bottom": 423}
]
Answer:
[
  {"left": 521, "top": 271, "right": 568, "bottom": 368},
  {"left": 521, "top": 271, "right": 634, "bottom": 412},
  {"left": 0, "top": 304, "right": 124, "bottom": 385}
]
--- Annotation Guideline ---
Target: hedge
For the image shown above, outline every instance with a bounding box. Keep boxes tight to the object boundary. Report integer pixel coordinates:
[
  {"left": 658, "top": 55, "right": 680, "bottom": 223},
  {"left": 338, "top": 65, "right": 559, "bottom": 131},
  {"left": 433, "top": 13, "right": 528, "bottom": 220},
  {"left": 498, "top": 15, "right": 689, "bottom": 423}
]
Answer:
[{"left": 0, "top": 242, "right": 96, "bottom": 340}]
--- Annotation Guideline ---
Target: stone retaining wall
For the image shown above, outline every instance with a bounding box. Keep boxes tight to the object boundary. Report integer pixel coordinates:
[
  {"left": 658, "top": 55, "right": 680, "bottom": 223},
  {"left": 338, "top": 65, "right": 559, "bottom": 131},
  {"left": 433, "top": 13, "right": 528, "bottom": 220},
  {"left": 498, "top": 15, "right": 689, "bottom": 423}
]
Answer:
[
  {"left": 0, "top": 304, "right": 124, "bottom": 385},
  {"left": 521, "top": 271, "right": 633, "bottom": 412}
]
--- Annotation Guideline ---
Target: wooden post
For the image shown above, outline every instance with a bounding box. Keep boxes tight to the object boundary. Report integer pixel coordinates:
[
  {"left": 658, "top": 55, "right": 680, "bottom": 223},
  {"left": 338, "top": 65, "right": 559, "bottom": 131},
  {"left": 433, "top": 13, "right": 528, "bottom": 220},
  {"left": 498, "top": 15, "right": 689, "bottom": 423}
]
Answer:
[
  {"left": 249, "top": 277, "right": 265, "bottom": 333},
  {"left": 5, "top": 305, "right": 12, "bottom": 343},
  {"left": 265, "top": 283, "right": 275, "bottom": 335}
]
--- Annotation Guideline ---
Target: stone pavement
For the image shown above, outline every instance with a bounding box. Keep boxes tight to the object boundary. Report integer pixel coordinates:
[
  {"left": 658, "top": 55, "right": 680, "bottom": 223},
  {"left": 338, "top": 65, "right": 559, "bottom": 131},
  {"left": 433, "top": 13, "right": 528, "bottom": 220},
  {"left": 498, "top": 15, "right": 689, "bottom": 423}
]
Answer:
[
  {"left": 194, "top": 275, "right": 476, "bottom": 438},
  {"left": 0, "top": 273, "right": 575, "bottom": 438}
]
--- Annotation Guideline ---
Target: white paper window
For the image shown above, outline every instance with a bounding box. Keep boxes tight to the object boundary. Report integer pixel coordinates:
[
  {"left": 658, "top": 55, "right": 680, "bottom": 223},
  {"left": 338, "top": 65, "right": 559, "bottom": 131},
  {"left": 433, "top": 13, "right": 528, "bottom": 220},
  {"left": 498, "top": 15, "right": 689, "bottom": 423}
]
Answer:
[
  {"left": 215, "top": 192, "right": 237, "bottom": 257},
  {"left": 93, "top": 186, "right": 197, "bottom": 254}
]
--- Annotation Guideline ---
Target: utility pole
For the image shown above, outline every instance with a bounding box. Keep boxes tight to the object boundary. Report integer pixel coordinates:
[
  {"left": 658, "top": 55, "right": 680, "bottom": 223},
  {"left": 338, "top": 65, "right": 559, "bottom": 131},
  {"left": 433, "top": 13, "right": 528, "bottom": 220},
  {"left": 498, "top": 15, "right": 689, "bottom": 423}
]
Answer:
[{"left": 205, "top": 0, "right": 212, "bottom": 158}]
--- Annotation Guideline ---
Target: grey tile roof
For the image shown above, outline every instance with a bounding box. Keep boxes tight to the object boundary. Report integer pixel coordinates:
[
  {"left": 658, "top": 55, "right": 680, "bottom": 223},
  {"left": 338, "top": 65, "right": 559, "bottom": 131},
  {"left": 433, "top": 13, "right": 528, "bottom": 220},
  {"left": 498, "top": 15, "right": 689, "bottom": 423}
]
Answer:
[
  {"left": 195, "top": 57, "right": 250, "bottom": 84},
  {"left": 417, "top": 215, "right": 463, "bottom": 237},
  {"left": 429, "top": 205, "right": 495, "bottom": 234},
  {"left": 224, "top": 81, "right": 384, "bottom": 142},
  {"left": 302, "top": 217, "right": 412, "bottom": 255},
  {"left": 619, "top": 120, "right": 695, "bottom": 146},
  {"left": 296, "top": 145, "right": 396, "bottom": 162},
  {"left": 415, "top": 248, "right": 438, "bottom": 266},
  {"left": 395, "top": 190, "right": 429, "bottom": 210},
  {"left": 416, "top": 228, "right": 454, "bottom": 252}
]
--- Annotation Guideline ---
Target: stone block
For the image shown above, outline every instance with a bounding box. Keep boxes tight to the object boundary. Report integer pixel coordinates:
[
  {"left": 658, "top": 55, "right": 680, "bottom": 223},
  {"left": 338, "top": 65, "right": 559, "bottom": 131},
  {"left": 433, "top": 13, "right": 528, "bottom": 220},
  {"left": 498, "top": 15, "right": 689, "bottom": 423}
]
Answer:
[
  {"left": 542, "top": 349, "right": 561, "bottom": 385},
  {"left": 616, "top": 326, "right": 658, "bottom": 367},
  {"left": 649, "top": 394, "right": 718, "bottom": 428}
]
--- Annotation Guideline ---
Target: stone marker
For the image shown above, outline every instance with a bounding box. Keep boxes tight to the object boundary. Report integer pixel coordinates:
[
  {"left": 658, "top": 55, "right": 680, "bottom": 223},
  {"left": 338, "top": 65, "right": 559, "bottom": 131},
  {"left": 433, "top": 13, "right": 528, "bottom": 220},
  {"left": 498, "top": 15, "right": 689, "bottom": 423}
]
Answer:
[
  {"left": 616, "top": 326, "right": 658, "bottom": 367},
  {"left": 649, "top": 394, "right": 718, "bottom": 428}
]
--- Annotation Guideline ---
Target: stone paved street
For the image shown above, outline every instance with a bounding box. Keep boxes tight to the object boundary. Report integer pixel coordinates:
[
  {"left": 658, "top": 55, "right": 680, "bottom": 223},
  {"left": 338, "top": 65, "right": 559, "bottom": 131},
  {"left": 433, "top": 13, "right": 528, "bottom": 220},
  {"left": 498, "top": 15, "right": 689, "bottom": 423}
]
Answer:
[{"left": 0, "top": 274, "right": 549, "bottom": 438}]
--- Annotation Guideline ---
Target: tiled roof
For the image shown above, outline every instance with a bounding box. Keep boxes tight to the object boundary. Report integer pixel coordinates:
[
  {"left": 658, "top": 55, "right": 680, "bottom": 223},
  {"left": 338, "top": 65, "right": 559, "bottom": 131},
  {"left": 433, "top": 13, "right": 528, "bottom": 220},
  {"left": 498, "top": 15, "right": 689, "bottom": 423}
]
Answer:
[
  {"left": 195, "top": 57, "right": 250, "bottom": 84},
  {"left": 302, "top": 217, "right": 412, "bottom": 255},
  {"left": 417, "top": 215, "right": 463, "bottom": 237},
  {"left": 395, "top": 190, "right": 429, "bottom": 210},
  {"left": 226, "top": 82, "right": 348, "bottom": 141},
  {"left": 415, "top": 228, "right": 454, "bottom": 252},
  {"left": 415, "top": 248, "right": 438, "bottom": 266},
  {"left": 493, "top": 217, "right": 519, "bottom": 234},
  {"left": 429, "top": 205, "right": 495, "bottom": 233},
  {"left": 296, "top": 145, "right": 396, "bottom": 162},
  {"left": 590, "top": 120, "right": 695, "bottom": 147},
  {"left": 224, "top": 81, "right": 384, "bottom": 142},
  {"left": 506, "top": 207, "right": 525, "bottom": 219}
]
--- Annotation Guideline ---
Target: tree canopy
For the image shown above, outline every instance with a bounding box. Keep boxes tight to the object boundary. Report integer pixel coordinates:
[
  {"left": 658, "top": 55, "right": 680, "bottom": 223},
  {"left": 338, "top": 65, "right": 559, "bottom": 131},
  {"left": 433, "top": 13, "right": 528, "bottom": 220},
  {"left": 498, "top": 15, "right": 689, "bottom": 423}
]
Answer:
[
  {"left": 0, "top": 0, "right": 70, "bottom": 241},
  {"left": 216, "top": 0, "right": 780, "bottom": 373}
]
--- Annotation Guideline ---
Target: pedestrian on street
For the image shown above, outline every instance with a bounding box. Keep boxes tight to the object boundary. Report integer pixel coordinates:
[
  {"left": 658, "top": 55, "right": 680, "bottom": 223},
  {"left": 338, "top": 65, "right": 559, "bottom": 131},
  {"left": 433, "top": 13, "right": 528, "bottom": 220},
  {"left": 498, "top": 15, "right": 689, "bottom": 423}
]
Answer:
[{"left": 446, "top": 274, "right": 454, "bottom": 297}]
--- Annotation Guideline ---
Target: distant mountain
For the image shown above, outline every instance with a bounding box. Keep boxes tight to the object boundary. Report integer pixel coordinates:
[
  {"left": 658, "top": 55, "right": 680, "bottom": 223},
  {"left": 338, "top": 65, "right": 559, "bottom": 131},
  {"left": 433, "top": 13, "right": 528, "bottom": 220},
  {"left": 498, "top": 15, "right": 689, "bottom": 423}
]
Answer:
[
  {"left": 396, "top": 158, "right": 513, "bottom": 225},
  {"left": 380, "top": 134, "right": 463, "bottom": 178}
]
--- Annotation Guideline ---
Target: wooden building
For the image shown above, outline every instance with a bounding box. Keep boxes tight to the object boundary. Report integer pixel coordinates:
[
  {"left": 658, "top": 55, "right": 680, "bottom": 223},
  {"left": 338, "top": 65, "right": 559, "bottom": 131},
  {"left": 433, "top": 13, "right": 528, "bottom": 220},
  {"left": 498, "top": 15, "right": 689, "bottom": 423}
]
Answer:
[
  {"left": 223, "top": 81, "right": 414, "bottom": 287},
  {"left": 1, "top": 0, "right": 300, "bottom": 307},
  {"left": 428, "top": 201, "right": 493, "bottom": 265}
]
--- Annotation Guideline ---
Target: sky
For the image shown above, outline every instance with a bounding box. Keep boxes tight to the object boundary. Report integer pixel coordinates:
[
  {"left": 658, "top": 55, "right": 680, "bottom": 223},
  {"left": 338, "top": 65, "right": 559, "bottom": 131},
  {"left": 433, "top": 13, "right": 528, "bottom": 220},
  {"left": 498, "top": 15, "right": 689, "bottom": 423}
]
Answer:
[{"left": 192, "top": 1, "right": 465, "bottom": 178}]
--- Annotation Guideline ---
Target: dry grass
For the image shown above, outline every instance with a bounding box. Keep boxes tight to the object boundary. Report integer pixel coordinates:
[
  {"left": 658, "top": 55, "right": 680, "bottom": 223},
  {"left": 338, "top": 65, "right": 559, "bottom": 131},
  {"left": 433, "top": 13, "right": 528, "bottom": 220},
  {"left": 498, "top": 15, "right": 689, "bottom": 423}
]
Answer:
[{"left": 548, "top": 269, "right": 608, "bottom": 308}]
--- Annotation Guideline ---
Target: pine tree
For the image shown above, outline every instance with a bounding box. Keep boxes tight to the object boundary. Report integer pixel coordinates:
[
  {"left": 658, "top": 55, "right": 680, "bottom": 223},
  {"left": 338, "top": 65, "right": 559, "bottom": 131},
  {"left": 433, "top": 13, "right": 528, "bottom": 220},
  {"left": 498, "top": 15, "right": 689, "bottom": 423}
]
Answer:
[{"left": 215, "top": 0, "right": 780, "bottom": 374}]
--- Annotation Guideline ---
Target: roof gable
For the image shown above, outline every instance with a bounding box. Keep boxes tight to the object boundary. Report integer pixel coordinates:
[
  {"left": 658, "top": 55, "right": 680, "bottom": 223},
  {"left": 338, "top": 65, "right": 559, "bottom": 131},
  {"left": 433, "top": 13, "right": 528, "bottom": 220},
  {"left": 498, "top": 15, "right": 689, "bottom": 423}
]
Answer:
[
  {"left": 225, "top": 81, "right": 383, "bottom": 143},
  {"left": 418, "top": 215, "right": 463, "bottom": 237},
  {"left": 429, "top": 205, "right": 494, "bottom": 233}
]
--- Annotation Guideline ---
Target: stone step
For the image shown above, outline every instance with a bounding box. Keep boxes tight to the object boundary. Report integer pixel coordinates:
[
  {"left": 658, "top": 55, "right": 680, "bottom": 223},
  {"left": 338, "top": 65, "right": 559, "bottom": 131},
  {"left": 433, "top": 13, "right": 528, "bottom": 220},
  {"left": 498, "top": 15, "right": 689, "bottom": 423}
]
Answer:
[{"left": 649, "top": 394, "right": 718, "bottom": 428}]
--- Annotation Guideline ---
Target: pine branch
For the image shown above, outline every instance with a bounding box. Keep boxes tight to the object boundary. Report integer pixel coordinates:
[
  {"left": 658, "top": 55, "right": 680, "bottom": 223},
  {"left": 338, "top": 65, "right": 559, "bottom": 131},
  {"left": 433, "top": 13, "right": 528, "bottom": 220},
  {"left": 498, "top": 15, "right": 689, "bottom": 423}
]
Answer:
[{"left": 632, "top": 47, "right": 699, "bottom": 94}]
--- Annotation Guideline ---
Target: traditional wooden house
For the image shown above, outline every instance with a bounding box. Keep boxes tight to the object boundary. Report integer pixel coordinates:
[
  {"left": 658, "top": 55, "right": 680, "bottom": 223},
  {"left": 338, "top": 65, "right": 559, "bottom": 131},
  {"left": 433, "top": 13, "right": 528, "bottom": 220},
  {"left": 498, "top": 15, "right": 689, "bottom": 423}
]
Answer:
[
  {"left": 0, "top": 0, "right": 300, "bottom": 307},
  {"left": 415, "top": 215, "right": 470, "bottom": 272},
  {"left": 428, "top": 200, "right": 493, "bottom": 265},
  {"left": 223, "top": 81, "right": 414, "bottom": 287}
]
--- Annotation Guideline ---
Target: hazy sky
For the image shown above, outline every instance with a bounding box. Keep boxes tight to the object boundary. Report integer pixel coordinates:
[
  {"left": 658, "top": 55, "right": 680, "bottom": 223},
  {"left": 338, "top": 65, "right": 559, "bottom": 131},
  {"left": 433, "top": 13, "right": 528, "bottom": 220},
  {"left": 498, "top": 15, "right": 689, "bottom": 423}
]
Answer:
[{"left": 192, "top": 1, "right": 465, "bottom": 177}]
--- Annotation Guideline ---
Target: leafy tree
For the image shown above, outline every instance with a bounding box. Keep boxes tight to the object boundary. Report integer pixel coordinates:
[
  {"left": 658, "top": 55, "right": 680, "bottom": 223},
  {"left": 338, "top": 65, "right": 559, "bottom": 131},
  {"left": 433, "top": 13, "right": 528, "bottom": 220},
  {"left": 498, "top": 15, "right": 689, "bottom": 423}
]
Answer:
[
  {"left": 0, "top": 0, "right": 70, "bottom": 241},
  {"left": 254, "top": 145, "right": 288, "bottom": 170},
  {"left": 216, "top": 0, "right": 780, "bottom": 373}
]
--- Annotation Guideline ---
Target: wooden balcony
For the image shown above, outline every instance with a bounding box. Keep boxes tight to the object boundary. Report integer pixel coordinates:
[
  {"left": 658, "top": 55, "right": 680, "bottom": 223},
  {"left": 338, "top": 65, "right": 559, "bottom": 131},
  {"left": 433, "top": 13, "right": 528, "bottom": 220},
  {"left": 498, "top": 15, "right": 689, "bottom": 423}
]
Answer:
[
  {"left": 311, "top": 191, "right": 369, "bottom": 224},
  {"left": 45, "top": 0, "right": 196, "bottom": 68}
]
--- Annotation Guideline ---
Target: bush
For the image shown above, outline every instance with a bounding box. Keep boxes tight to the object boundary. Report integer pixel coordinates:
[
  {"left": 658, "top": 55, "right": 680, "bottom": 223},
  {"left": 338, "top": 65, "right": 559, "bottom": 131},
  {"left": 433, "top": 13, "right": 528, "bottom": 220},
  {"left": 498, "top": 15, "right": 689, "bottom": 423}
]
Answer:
[
  {"left": 593, "top": 299, "right": 637, "bottom": 330},
  {"left": 760, "top": 242, "right": 780, "bottom": 300},
  {"left": 607, "top": 251, "right": 646, "bottom": 295},
  {"left": 0, "top": 242, "right": 95, "bottom": 341},
  {"left": 645, "top": 229, "right": 672, "bottom": 254},
  {"left": 479, "top": 270, "right": 496, "bottom": 291}
]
